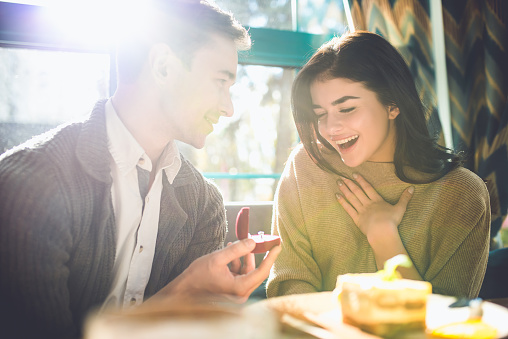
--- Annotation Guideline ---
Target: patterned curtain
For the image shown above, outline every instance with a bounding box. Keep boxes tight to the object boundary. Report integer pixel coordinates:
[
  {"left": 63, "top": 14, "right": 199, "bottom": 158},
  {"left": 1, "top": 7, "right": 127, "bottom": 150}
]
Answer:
[
  {"left": 442, "top": 0, "right": 508, "bottom": 241},
  {"left": 348, "top": 0, "right": 508, "bottom": 243},
  {"left": 348, "top": 0, "right": 444, "bottom": 140}
]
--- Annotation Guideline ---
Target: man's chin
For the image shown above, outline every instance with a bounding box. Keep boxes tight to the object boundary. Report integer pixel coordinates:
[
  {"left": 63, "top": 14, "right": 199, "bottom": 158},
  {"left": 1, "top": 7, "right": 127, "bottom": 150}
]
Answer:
[{"left": 186, "top": 137, "right": 207, "bottom": 150}]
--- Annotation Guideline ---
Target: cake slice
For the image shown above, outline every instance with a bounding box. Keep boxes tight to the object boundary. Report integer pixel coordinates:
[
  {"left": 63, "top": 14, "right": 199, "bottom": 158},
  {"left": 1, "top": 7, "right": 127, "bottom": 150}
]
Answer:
[{"left": 336, "top": 255, "right": 432, "bottom": 337}]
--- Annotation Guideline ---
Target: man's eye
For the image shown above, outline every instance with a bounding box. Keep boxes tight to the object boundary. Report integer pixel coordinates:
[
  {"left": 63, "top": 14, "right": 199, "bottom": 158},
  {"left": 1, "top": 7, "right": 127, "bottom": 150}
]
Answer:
[
  {"left": 216, "top": 79, "right": 227, "bottom": 86},
  {"left": 340, "top": 107, "right": 355, "bottom": 113}
]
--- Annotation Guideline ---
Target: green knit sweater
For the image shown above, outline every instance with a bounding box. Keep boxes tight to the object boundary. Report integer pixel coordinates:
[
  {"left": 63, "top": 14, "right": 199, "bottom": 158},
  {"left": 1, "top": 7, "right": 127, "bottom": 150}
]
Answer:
[
  {"left": 266, "top": 144, "right": 490, "bottom": 299},
  {"left": 0, "top": 100, "right": 227, "bottom": 339}
]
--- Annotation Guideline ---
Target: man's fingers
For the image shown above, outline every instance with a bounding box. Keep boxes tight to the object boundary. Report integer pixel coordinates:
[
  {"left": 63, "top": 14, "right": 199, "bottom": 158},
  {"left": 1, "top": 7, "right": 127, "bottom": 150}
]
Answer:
[
  {"left": 241, "top": 252, "right": 256, "bottom": 274},
  {"left": 217, "top": 238, "right": 256, "bottom": 265},
  {"left": 396, "top": 186, "right": 414, "bottom": 212},
  {"left": 229, "top": 257, "right": 242, "bottom": 274},
  {"left": 238, "top": 245, "right": 281, "bottom": 289}
]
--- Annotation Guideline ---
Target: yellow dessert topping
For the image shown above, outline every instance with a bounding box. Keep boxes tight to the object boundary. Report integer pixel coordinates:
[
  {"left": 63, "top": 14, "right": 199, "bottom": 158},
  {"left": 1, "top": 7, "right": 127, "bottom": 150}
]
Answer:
[
  {"left": 431, "top": 319, "right": 497, "bottom": 339},
  {"left": 378, "top": 254, "right": 412, "bottom": 281}
]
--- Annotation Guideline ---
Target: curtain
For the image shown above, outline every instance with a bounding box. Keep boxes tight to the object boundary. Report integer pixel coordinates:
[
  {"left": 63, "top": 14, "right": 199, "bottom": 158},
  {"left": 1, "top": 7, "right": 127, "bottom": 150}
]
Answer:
[
  {"left": 442, "top": 0, "right": 508, "bottom": 242},
  {"left": 348, "top": 0, "right": 508, "bottom": 243},
  {"left": 348, "top": 0, "right": 444, "bottom": 140}
]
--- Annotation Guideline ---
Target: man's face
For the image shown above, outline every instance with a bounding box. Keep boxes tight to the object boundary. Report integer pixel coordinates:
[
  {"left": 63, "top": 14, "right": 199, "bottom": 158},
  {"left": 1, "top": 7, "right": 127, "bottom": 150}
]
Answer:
[{"left": 161, "top": 33, "right": 238, "bottom": 149}]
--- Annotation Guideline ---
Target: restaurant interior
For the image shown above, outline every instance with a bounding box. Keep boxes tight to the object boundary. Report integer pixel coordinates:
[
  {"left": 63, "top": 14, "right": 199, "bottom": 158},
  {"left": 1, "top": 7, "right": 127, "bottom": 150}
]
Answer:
[{"left": 1, "top": 0, "right": 507, "bottom": 338}]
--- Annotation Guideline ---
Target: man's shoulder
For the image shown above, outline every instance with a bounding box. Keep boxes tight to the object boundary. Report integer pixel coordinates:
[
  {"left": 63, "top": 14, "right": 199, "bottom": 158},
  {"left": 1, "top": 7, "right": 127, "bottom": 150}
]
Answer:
[
  {"left": 0, "top": 122, "right": 83, "bottom": 167},
  {"left": 174, "top": 154, "right": 217, "bottom": 189}
]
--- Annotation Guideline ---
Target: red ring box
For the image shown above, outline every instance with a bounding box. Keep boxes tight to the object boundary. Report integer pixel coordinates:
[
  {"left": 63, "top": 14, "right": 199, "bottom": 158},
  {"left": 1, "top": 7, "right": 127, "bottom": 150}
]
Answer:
[{"left": 235, "top": 207, "right": 281, "bottom": 254}]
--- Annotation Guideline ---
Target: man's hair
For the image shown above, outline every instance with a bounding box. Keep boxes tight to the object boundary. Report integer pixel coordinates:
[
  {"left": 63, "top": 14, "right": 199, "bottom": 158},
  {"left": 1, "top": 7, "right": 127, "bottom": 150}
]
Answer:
[{"left": 116, "top": 0, "right": 251, "bottom": 83}]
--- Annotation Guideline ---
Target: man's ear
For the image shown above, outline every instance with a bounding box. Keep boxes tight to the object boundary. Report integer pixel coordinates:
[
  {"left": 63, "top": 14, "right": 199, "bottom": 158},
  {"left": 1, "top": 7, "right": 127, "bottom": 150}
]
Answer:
[
  {"left": 388, "top": 105, "right": 400, "bottom": 119},
  {"left": 148, "top": 43, "right": 182, "bottom": 85}
]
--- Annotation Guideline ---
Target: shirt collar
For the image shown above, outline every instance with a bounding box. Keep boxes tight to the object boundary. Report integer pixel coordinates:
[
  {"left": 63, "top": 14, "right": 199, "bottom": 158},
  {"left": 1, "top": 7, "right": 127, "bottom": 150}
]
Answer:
[
  {"left": 105, "top": 99, "right": 181, "bottom": 183},
  {"left": 105, "top": 99, "right": 147, "bottom": 173}
]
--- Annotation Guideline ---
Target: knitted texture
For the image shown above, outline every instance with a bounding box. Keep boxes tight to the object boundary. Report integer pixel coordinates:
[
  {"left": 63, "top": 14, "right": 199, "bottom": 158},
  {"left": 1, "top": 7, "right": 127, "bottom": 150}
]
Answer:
[
  {"left": 0, "top": 100, "right": 226, "bottom": 339},
  {"left": 267, "top": 144, "right": 490, "bottom": 299}
]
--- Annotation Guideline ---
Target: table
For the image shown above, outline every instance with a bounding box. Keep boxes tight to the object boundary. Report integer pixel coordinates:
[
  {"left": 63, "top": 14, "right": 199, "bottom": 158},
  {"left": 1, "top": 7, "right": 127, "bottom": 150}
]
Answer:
[
  {"left": 488, "top": 298, "right": 508, "bottom": 309},
  {"left": 247, "top": 292, "right": 508, "bottom": 339}
]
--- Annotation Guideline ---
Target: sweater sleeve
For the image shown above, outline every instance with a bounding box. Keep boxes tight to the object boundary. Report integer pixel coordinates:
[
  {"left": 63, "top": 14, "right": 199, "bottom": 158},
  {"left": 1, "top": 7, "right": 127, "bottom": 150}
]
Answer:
[
  {"left": 0, "top": 152, "right": 78, "bottom": 339},
  {"left": 423, "top": 172, "right": 491, "bottom": 298},
  {"left": 266, "top": 156, "right": 323, "bottom": 297}
]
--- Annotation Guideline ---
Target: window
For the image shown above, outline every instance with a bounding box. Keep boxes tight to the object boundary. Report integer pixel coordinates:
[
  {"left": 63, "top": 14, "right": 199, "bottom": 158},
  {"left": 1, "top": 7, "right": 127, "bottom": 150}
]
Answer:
[
  {"left": 0, "top": 47, "right": 110, "bottom": 151},
  {"left": 0, "top": 0, "right": 348, "bottom": 201}
]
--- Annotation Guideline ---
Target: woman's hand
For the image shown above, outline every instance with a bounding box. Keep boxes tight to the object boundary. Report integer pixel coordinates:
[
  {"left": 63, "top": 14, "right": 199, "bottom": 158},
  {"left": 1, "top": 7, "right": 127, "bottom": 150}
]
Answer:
[
  {"left": 335, "top": 173, "right": 421, "bottom": 279},
  {"left": 335, "top": 173, "right": 413, "bottom": 238}
]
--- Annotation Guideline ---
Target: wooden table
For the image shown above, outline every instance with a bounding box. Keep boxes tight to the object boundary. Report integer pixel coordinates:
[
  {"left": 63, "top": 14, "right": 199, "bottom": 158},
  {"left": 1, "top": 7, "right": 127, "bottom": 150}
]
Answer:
[{"left": 248, "top": 292, "right": 508, "bottom": 339}]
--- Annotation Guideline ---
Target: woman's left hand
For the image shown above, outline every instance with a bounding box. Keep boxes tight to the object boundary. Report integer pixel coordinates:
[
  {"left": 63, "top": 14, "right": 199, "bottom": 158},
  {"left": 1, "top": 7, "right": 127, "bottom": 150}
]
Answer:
[{"left": 335, "top": 173, "right": 414, "bottom": 239}]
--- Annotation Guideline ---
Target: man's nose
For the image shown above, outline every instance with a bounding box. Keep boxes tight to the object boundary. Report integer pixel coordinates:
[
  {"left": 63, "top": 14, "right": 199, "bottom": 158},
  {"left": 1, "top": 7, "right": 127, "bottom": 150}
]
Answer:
[{"left": 220, "top": 91, "right": 234, "bottom": 117}]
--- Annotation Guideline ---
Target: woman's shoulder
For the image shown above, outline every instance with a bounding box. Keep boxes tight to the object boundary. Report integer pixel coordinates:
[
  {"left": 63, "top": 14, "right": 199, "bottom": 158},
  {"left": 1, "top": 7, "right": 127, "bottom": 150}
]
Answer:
[
  {"left": 288, "top": 143, "right": 347, "bottom": 169},
  {"left": 288, "top": 143, "right": 309, "bottom": 162},
  {"left": 440, "top": 166, "right": 488, "bottom": 192},
  {"left": 429, "top": 166, "right": 490, "bottom": 209}
]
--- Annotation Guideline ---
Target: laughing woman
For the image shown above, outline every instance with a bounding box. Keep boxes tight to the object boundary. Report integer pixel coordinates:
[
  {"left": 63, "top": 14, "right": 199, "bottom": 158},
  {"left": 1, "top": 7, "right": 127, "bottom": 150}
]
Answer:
[{"left": 266, "top": 31, "right": 490, "bottom": 298}]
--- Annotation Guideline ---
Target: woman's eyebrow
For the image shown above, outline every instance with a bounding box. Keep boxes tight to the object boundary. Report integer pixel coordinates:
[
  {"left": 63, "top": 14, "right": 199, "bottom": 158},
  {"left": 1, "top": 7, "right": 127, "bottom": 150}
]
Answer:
[
  {"left": 312, "top": 95, "right": 359, "bottom": 109},
  {"left": 331, "top": 95, "right": 359, "bottom": 106}
]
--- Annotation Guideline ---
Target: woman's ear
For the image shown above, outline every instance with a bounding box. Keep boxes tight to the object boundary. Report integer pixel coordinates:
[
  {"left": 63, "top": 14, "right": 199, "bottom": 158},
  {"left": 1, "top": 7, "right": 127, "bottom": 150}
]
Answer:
[
  {"left": 148, "top": 43, "right": 182, "bottom": 85},
  {"left": 388, "top": 105, "right": 400, "bottom": 119}
]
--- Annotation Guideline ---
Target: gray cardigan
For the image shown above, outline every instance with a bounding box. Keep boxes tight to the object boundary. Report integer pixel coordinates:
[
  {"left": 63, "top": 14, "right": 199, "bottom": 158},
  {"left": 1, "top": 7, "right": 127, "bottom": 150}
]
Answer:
[{"left": 0, "top": 100, "right": 227, "bottom": 339}]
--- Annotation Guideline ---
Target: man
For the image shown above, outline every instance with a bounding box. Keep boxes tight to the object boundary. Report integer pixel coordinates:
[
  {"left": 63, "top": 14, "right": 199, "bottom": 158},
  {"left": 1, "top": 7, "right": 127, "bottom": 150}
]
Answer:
[{"left": 0, "top": 1, "right": 280, "bottom": 338}]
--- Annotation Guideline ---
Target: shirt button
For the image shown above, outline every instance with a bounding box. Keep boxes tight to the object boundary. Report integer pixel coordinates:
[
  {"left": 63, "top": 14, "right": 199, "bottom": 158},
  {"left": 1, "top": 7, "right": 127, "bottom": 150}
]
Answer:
[
  {"left": 138, "top": 158, "right": 145, "bottom": 165},
  {"left": 139, "top": 245, "right": 144, "bottom": 253},
  {"left": 130, "top": 298, "right": 136, "bottom": 306},
  {"left": 146, "top": 197, "right": 150, "bottom": 203}
]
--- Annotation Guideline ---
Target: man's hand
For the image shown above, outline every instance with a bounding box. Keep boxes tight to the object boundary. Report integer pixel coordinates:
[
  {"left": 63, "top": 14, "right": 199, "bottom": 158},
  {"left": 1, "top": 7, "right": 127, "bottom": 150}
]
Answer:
[
  {"left": 227, "top": 241, "right": 255, "bottom": 276},
  {"left": 152, "top": 239, "right": 281, "bottom": 303}
]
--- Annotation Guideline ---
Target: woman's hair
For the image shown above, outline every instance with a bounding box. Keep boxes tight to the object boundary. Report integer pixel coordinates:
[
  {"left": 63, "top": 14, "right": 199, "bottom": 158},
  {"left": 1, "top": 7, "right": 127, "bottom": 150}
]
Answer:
[
  {"left": 292, "top": 30, "right": 462, "bottom": 183},
  {"left": 116, "top": 0, "right": 250, "bottom": 83}
]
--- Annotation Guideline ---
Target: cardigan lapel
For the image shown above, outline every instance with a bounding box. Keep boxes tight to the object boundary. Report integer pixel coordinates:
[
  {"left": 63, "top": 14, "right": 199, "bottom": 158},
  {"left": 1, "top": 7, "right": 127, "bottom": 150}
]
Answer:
[{"left": 75, "top": 99, "right": 112, "bottom": 184}]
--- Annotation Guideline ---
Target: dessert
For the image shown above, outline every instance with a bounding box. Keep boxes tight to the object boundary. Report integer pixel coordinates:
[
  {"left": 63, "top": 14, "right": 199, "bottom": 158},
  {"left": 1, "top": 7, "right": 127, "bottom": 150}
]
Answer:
[{"left": 335, "top": 255, "right": 432, "bottom": 337}]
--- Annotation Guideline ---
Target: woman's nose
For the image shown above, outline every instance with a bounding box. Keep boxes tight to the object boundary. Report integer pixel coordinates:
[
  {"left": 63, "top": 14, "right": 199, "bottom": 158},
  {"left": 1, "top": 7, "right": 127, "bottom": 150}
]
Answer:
[{"left": 325, "top": 114, "right": 343, "bottom": 135}]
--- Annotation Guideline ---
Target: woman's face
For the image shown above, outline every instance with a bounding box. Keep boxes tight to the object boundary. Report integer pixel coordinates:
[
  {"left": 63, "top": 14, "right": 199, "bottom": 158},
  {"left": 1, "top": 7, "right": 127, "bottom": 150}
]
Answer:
[{"left": 310, "top": 77, "right": 399, "bottom": 168}]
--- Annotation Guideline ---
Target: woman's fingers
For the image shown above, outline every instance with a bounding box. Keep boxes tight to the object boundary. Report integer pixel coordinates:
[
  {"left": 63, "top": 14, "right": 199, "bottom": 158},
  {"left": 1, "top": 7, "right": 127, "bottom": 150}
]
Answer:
[
  {"left": 336, "top": 193, "right": 359, "bottom": 224},
  {"left": 338, "top": 177, "right": 368, "bottom": 206},
  {"left": 395, "top": 186, "right": 414, "bottom": 214},
  {"left": 351, "top": 173, "right": 381, "bottom": 201}
]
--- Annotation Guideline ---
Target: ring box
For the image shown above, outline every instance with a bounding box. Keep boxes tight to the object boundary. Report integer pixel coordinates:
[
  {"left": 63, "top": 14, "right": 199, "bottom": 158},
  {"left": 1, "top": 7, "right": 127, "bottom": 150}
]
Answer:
[{"left": 235, "top": 207, "right": 281, "bottom": 253}]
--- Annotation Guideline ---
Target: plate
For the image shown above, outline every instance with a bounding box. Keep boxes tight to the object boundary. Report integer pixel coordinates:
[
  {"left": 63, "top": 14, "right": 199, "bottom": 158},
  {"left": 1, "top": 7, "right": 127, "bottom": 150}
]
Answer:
[{"left": 249, "top": 292, "right": 508, "bottom": 338}]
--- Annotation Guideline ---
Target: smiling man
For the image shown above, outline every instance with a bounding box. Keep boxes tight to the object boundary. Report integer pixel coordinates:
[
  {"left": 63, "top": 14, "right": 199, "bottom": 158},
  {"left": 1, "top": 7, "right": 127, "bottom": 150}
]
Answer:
[{"left": 0, "top": 1, "right": 280, "bottom": 338}]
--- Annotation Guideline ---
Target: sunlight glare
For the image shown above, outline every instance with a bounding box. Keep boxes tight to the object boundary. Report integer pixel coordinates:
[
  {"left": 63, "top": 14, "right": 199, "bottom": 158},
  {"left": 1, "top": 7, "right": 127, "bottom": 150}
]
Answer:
[{"left": 40, "top": 0, "right": 155, "bottom": 48}]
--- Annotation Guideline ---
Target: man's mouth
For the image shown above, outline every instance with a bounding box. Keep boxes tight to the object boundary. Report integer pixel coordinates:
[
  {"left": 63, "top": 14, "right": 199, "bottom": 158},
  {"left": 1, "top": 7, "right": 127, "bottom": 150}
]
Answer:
[
  {"left": 335, "top": 135, "right": 359, "bottom": 150},
  {"left": 205, "top": 116, "right": 219, "bottom": 125}
]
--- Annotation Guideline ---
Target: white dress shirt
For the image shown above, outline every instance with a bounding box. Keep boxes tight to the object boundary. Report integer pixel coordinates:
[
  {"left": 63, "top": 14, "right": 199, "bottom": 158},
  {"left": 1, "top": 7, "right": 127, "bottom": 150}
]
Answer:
[{"left": 102, "top": 99, "right": 182, "bottom": 309}]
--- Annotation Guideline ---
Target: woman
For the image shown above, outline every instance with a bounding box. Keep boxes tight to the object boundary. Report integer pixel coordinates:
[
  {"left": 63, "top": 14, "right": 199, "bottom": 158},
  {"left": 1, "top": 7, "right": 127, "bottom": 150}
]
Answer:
[{"left": 266, "top": 31, "right": 490, "bottom": 298}]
